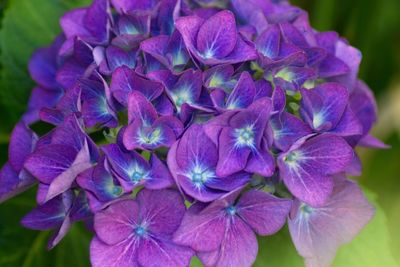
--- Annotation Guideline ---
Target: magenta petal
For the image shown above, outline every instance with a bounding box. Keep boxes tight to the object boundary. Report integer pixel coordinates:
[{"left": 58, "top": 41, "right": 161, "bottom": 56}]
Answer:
[
  {"left": 94, "top": 199, "right": 139, "bottom": 245},
  {"left": 146, "top": 154, "right": 174, "bottom": 189},
  {"left": 138, "top": 238, "right": 194, "bottom": 267},
  {"left": 173, "top": 202, "right": 226, "bottom": 252},
  {"left": 238, "top": 190, "right": 291, "bottom": 235},
  {"left": 288, "top": 178, "right": 374, "bottom": 267},
  {"left": 90, "top": 237, "right": 139, "bottom": 267},
  {"left": 137, "top": 189, "right": 185, "bottom": 236},
  {"left": 244, "top": 150, "right": 275, "bottom": 177},
  {"left": 278, "top": 134, "right": 353, "bottom": 206},
  {"left": 280, "top": 160, "right": 331, "bottom": 206},
  {"left": 177, "top": 175, "right": 226, "bottom": 202},
  {"left": 213, "top": 218, "right": 258, "bottom": 267},
  {"left": 176, "top": 124, "right": 218, "bottom": 170}
]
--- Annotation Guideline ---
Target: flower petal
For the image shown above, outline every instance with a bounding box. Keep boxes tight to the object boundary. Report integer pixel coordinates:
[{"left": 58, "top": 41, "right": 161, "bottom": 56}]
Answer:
[
  {"left": 288, "top": 178, "right": 374, "bottom": 267},
  {"left": 94, "top": 199, "right": 139, "bottom": 245},
  {"left": 196, "top": 11, "right": 237, "bottom": 59},
  {"left": 238, "top": 190, "right": 291, "bottom": 235}
]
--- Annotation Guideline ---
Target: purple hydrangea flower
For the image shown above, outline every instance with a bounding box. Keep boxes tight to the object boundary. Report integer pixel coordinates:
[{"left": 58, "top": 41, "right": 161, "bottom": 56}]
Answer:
[
  {"left": 168, "top": 124, "right": 250, "bottom": 202},
  {"left": 0, "top": 0, "right": 387, "bottom": 266},
  {"left": 90, "top": 189, "right": 194, "bottom": 267},
  {"left": 173, "top": 189, "right": 291, "bottom": 267},
  {"left": 288, "top": 176, "right": 374, "bottom": 267},
  {"left": 175, "top": 10, "right": 258, "bottom": 65}
]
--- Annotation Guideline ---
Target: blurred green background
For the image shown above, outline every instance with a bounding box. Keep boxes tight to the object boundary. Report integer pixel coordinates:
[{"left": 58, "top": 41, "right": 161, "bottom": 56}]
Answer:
[{"left": 0, "top": 0, "right": 399, "bottom": 266}]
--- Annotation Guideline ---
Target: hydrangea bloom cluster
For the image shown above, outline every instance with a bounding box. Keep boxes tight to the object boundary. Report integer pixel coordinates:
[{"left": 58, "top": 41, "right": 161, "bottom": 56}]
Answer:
[{"left": 0, "top": 0, "right": 386, "bottom": 266}]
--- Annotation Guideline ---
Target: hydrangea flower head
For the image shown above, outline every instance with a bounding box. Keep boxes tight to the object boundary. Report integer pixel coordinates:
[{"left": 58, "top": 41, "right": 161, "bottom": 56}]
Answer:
[{"left": 0, "top": 0, "right": 384, "bottom": 266}]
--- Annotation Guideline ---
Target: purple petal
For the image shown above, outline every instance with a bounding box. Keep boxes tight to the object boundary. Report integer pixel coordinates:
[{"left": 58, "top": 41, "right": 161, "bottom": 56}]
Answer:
[
  {"left": 90, "top": 237, "right": 139, "bottom": 267},
  {"left": 24, "top": 144, "right": 79, "bottom": 184},
  {"left": 279, "top": 22, "right": 308, "bottom": 47},
  {"left": 226, "top": 72, "right": 256, "bottom": 109},
  {"left": 137, "top": 189, "right": 185, "bottom": 236},
  {"left": 127, "top": 91, "right": 158, "bottom": 125},
  {"left": 47, "top": 214, "right": 72, "bottom": 249},
  {"left": 146, "top": 154, "right": 174, "bottom": 189},
  {"left": 256, "top": 25, "right": 280, "bottom": 59},
  {"left": 177, "top": 174, "right": 226, "bottom": 202},
  {"left": 215, "top": 218, "right": 258, "bottom": 267},
  {"left": 288, "top": 178, "right": 374, "bottom": 267},
  {"left": 237, "top": 190, "right": 291, "bottom": 235},
  {"left": 22, "top": 87, "right": 63, "bottom": 125},
  {"left": 358, "top": 134, "right": 389, "bottom": 149},
  {"left": 175, "top": 15, "right": 204, "bottom": 59},
  {"left": 330, "top": 107, "right": 363, "bottom": 137},
  {"left": 270, "top": 112, "right": 312, "bottom": 152},
  {"left": 274, "top": 66, "right": 316, "bottom": 91},
  {"left": 349, "top": 80, "right": 377, "bottom": 135},
  {"left": 102, "top": 45, "right": 137, "bottom": 74},
  {"left": 21, "top": 191, "right": 73, "bottom": 230},
  {"left": 318, "top": 54, "right": 350, "bottom": 78},
  {"left": 60, "top": 9, "right": 90, "bottom": 41},
  {"left": 173, "top": 202, "right": 226, "bottom": 252},
  {"left": 332, "top": 41, "right": 362, "bottom": 90},
  {"left": 79, "top": 78, "right": 118, "bottom": 128},
  {"left": 244, "top": 150, "right": 275, "bottom": 177},
  {"left": 56, "top": 58, "right": 87, "bottom": 90},
  {"left": 196, "top": 11, "right": 237, "bottom": 59},
  {"left": 110, "top": 66, "right": 163, "bottom": 106},
  {"left": 215, "top": 35, "right": 258, "bottom": 65},
  {"left": 76, "top": 160, "right": 124, "bottom": 211},
  {"left": 45, "top": 141, "right": 93, "bottom": 202},
  {"left": 203, "top": 65, "right": 234, "bottom": 89},
  {"left": 300, "top": 83, "right": 349, "bottom": 131},
  {"left": 204, "top": 111, "right": 237, "bottom": 144},
  {"left": 94, "top": 199, "right": 139, "bottom": 245},
  {"left": 0, "top": 163, "right": 35, "bottom": 203},
  {"left": 8, "top": 122, "right": 38, "bottom": 172},
  {"left": 138, "top": 238, "right": 194, "bottom": 267},
  {"left": 278, "top": 134, "right": 353, "bottom": 206},
  {"left": 216, "top": 127, "right": 251, "bottom": 177},
  {"left": 175, "top": 124, "right": 218, "bottom": 171},
  {"left": 102, "top": 144, "right": 151, "bottom": 190},
  {"left": 28, "top": 36, "right": 63, "bottom": 89}
]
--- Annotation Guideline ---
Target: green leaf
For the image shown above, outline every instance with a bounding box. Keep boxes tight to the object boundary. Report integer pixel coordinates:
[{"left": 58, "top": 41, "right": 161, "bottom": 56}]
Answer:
[
  {"left": 0, "top": 0, "right": 90, "bottom": 132},
  {"left": 0, "top": 188, "right": 92, "bottom": 267}
]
